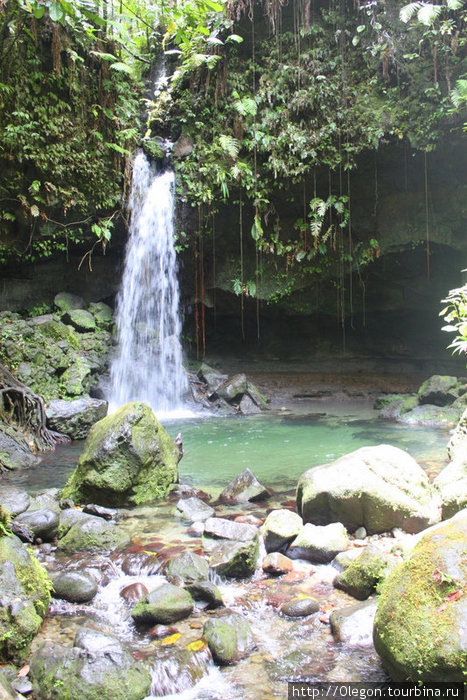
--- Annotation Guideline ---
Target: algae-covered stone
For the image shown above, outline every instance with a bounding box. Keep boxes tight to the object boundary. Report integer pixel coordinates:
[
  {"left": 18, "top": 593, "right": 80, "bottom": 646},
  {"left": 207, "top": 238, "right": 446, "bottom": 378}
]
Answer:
[
  {"left": 88, "top": 302, "right": 113, "bottom": 329},
  {"left": 373, "top": 509, "right": 467, "bottom": 681},
  {"left": 61, "top": 401, "right": 178, "bottom": 507},
  {"left": 131, "top": 583, "right": 194, "bottom": 625},
  {"left": 30, "top": 628, "right": 151, "bottom": 700},
  {"left": 333, "top": 542, "right": 397, "bottom": 600},
  {"left": 417, "top": 375, "right": 459, "bottom": 406},
  {"left": 62, "top": 309, "right": 96, "bottom": 332},
  {"left": 164, "top": 551, "right": 209, "bottom": 586},
  {"left": 203, "top": 610, "right": 254, "bottom": 665},
  {"left": 46, "top": 398, "right": 108, "bottom": 440},
  {"left": 207, "top": 538, "right": 259, "bottom": 578},
  {"left": 59, "top": 356, "right": 92, "bottom": 397},
  {"left": 54, "top": 292, "right": 84, "bottom": 312},
  {"left": 296, "top": 444, "right": 441, "bottom": 534},
  {"left": 0, "top": 534, "right": 51, "bottom": 663},
  {"left": 261, "top": 509, "right": 303, "bottom": 553},
  {"left": 57, "top": 513, "right": 129, "bottom": 553},
  {"left": 52, "top": 571, "right": 98, "bottom": 603}
]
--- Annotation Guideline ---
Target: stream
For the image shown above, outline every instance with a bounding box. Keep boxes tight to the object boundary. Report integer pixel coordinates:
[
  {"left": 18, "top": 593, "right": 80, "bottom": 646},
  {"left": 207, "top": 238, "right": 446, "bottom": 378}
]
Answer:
[{"left": 2, "top": 393, "right": 451, "bottom": 698}]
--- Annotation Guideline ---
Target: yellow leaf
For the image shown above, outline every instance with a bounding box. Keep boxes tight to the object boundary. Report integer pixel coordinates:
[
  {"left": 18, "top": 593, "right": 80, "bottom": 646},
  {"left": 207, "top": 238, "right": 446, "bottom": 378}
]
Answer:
[
  {"left": 161, "top": 633, "right": 181, "bottom": 646},
  {"left": 187, "top": 639, "right": 207, "bottom": 652}
]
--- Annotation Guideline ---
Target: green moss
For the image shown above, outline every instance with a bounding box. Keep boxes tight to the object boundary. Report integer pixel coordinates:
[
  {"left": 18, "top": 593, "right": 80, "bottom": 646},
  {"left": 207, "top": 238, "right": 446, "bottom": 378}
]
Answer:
[
  {"left": 374, "top": 522, "right": 467, "bottom": 681},
  {"left": 36, "top": 320, "right": 79, "bottom": 350}
]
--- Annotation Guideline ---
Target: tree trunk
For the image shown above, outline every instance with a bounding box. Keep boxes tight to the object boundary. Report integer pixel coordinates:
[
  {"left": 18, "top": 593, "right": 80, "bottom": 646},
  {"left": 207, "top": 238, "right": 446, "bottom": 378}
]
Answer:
[{"left": 0, "top": 364, "right": 69, "bottom": 453}]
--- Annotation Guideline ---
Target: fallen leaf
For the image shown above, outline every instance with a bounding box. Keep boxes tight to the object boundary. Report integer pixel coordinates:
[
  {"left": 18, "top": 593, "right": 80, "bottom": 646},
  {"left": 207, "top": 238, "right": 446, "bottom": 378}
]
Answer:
[
  {"left": 445, "top": 590, "right": 462, "bottom": 602},
  {"left": 161, "top": 633, "right": 181, "bottom": 646},
  {"left": 187, "top": 639, "right": 207, "bottom": 652},
  {"left": 17, "top": 665, "right": 29, "bottom": 677}
]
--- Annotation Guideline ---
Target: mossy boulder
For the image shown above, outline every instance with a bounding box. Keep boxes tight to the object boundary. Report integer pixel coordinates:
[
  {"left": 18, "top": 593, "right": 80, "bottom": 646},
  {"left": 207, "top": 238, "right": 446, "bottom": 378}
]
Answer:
[
  {"left": 88, "top": 302, "right": 113, "bottom": 330},
  {"left": 261, "top": 509, "right": 303, "bottom": 553},
  {"left": 296, "top": 444, "right": 441, "bottom": 534},
  {"left": 131, "top": 583, "right": 194, "bottom": 625},
  {"left": 30, "top": 627, "right": 151, "bottom": 700},
  {"left": 207, "top": 538, "right": 260, "bottom": 578},
  {"left": 0, "top": 534, "right": 51, "bottom": 663},
  {"left": 61, "top": 402, "right": 178, "bottom": 507},
  {"left": 57, "top": 513, "right": 130, "bottom": 553},
  {"left": 434, "top": 457, "right": 467, "bottom": 519},
  {"left": 54, "top": 292, "right": 84, "bottom": 313},
  {"left": 373, "top": 509, "right": 467, "bottom": 681},
  {"left": 334, "top": 541, "right": 398, "bottom": 600},
  {"left": 46, "top": 398, "right": 108, "bottom": 440},
  {"left": 62, "top": 309, "right": 96, "bottom": 333},
  {"left": 203, "top": 610, "right": 255, "bottom": 665},
  {"left": 417, "top": 375, "right": 460, "bottom": 406},
  {"left": 164, "top": 551, "right": 209, "bottom": 586}
]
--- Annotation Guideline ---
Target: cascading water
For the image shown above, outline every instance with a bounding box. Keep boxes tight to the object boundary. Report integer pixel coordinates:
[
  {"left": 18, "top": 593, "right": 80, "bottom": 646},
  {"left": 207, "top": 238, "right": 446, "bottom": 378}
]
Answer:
[{"left": 109, "top": 151, "right": 188, "bottom": 415}]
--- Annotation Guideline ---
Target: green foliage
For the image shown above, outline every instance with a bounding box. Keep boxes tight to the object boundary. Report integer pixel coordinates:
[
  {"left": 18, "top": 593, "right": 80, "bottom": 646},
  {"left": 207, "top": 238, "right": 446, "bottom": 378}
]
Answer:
[{"left": 440, "top": 275, "right": 467, "bottom": 358}]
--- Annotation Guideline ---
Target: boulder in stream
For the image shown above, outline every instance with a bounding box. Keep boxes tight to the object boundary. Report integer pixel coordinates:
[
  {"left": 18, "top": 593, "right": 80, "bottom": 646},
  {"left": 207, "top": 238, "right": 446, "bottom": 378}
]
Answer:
[
  {"left": 434, "top": 457, "right": 467, "bottom": 519},
  {"left": 0, "top": 487, "right": 31, "bottom": 517},
  {"left": 330, "top": 599, "right": 377, "bottom": 647},
  {"left": 373, "top": 508, "right": 467, "bottom": 681},
  {"left": 61, "top": 401, "right": 179, "bottom": 507},
  {"left": 0, "top": 534, "right": 51, "bottom": 663},
  {"left": 164, "top": 551, "right": 209, "bottom": 586},
  {"left": 203, "top": 610, "right": 255, "bottom": 665},
  {"left": 57, "top": 511, "right": 129, "bottom": 553},
  {"left": 131, "top": 583, "right": 194, "bottom": 625},
  {"left": 219, "top": 468, "right": 269, "bottom": 503},
  {"left": 296, "top": 444, "right": 441, "bottom": 534},
  {"left": 12, "top": 508, "right": 59, "bottom": 543},
  {"left": 287, "top": 522, "right": 349, "bottom": 563},
  {"left": 52, "top": 571, "right": 98, "bottom": 603},
  {"left": 30, "top": 627, "right": 151, "bottom": 700},
  {"left": 333, "top": 540, "right": 400, "bottom": 600},
  {"left": 261, "top": 508, "right": 303, "bottom": 553}
]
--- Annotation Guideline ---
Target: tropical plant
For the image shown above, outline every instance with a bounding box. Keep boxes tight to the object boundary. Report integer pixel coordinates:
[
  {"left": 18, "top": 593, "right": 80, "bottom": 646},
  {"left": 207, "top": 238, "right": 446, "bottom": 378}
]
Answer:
[{"left": 440, "top": 275, "right": 467, "bottom": 357}]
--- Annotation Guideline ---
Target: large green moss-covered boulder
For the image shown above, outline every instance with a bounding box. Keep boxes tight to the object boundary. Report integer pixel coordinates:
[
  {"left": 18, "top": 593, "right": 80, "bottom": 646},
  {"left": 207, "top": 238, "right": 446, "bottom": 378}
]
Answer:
[
  {"left": 373, "top": 509, "right": 467, "bottom": 681},
  {"left": 0, "top": 534, "right": 51, "bottom": 663},
  {"left": 296, "top": 445, "right": 441, "bottom": 534},
  {"left": 61, "top": 401, "right": 178, "bottom": 507}
]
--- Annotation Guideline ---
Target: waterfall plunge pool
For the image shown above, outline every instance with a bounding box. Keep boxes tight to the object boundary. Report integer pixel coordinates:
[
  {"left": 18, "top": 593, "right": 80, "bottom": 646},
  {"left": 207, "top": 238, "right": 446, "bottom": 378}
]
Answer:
[{"left": 3, "top": 394, "right": 451, "bottom": 699}]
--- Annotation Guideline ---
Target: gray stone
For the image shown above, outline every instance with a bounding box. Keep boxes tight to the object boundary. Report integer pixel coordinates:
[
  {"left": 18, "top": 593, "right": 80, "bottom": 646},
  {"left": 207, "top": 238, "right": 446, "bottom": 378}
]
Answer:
[
  {"left": 131, "top": 583, "right": 194, "bottom": 625},
  {"left": 61, "top": 401, "right": 178, "bottom": 507},
  {"left": 186, "top": 581, "right": 224, "bottom": 609},
  {"left": 0, "top": 424, "right": 39, "bottom": 471},
  {"left": 207, "top": 538, "right": 259, "bottom": 578},
  {"left": 46, "top": 398, "right": 108, "bottom": 440},
  {"left": 262, "top": 552, "right": 293, "bottom": 576},
  {"left": 417, "top": 375, "right": 459, "bottom": 406},
  {"left": 333, "top": 541, "right": 398, "bottom": 600},
  {"left": 173, "top": 134, "right": 194, "bottom": 158},
  {"left": 196, "top": 363, "right": 227, "bottom": 394},
  {"left": 203, "top": 517, "right": 258, "bottom": 542},
  {"left": 398, "top": 404, "right": 461, "bottom": 428},
  {"left": 176, "top": 496, "right": 214, "bottom": 522},
  {"left": 29, "top": 629, "right": 151, "bottom": 700},
  {"left": 12, "top": 509, "right": 59, "bottom": 542},
  {"left": 434, "top": 457, "right": 467, "bottom": 519},
  {"left": 203, "top": 610, "right": 255, "bottom": 665},
  {"left": 373, "top": 509, "right": 467, "bottom": 681},
  {"left": 52, "top": 571, "right": 98, "bottom": 603},
  {"left": 330, "top": 599, "right": 377, "bottom": 647},
  {"left": 57, "top": 513, "right": 130, "bottom": 553},
  {"left": 287, "top": 522, "right": 349, "bottom": 563},
  {"left": 216, "top": 373, "right": 248, "bottom": 401},
  {"left": 261, "top": 509, "right": 303, "bottom": 553},
  {"left": 296, "top": 444, "right": 441, "bottom": 534},
  {"left": 239, "top": 393, "right": 262, "bottom": 415},
  {"left": 448, "top": 405, "right": 467, "bottom": 461},
  {"left": 88, "top": 302, "right": 114, "bottom": 329},
  {"left": 0, "top": 487, "right": 31, "bottom": 517},
  {"left": 164, "top": 551, "right": 209, "bottom": 586},
  {"left": 219, "top": 469, "right": 269, "bottom": 504},
  {"left": 280, "top": 597, "right": 320, "bottom": 617}
]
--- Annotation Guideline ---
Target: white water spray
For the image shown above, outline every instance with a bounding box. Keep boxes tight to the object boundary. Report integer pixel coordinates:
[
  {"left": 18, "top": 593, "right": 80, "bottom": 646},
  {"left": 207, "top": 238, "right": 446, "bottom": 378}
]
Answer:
[{"left": 109, "top": 152, "right": 188, "bottom": 415}]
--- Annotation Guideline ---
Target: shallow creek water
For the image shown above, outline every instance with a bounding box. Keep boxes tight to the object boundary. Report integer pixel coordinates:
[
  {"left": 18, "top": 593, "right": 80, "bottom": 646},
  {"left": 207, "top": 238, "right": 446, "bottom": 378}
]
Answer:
[{"left": 3, "top": 393, "right": 451, "bottom": 698}]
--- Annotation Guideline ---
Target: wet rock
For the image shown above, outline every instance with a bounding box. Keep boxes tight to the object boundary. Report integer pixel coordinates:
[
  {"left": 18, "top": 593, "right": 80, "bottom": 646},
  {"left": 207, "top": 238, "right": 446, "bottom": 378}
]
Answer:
[
  {"left": 12, "top": 509, "right": 59, "bottom": 543},
  {"left": 59, "top": 356, "right": 92, "bottom": 397},
  {"left": 354, "top": 526, "right": 367, "bottom": 539},
  {"left": 296, "top": 444, "right": 441, "bottom": 534},
  {"left": 0, "top": 534, "right": 51, "bottom": 663},
  {"left": 58, "top": 507, "right": 92, "bottom": 536},
  {"left": 52, "top": 571, "right": 98, "bottom": 603},
  {"left": 434, "top": 457, "right": 467, "bottom": 519},
  {"left": 234, "top": 514, "right": 263, "bottom": 526},
  {"left": 196, "top": 363, "right": 227, "bottom": 394},
  {"left": 373, "top": 509, "right": 467, "bottom": 681},
  {"left": 330, "top": 599, "right": 377, "bottom": 647},
  {"left": 11, "top": 675, "right": 33, "bottom": 696},
  {"left": 120, "top": 551, "right": 161, "bottom": 576},
  {"left": 176, "top": 496, "right": 214, "bottom": 522},
  {"left": 164, "top": 551, "right": 209, "bottom": 585},
  {"left": 0, "top": 426, "right": 39, "bottom": 471},
  {"left": 280, "top": 596, "right": 320, "bottom": 617},
  {"left": 203, "top": 517, "right": 258, "bottom": 542},
  {"left": 239, "top": 393, "right": 261, "bottom": 415},
  {"left": 203, "top": 610, "right": 255, "bottom": 665},
  {"left": 332, "top": 549, "right": 363, "bottom": 572},
  {"left": 186, "top": 581, "right": 224, "bottom": 609},
  {"left": 147, "top": 624, "right": 179, "bottom": 639},
  {"left": 174, "top": 134, "right": 194, "bottom": 158},
  {"left": 170, "top": 484, "right": 211, "bottom": 501},
  {"left": 245, "top": 382, "right": 269, "bottom": 410},
  {"left": 447, "top": 405, "right": 467, "bottom": 461},
  {"left": 207, "top": 538, "right": 260, "bottom": 578},
  {"left": 147, "top": 645, "right": 208, "bottom": 696},
  {"left": 54, "top": 291, "right": 84, "bottom": 312},
  {"left": 261, "top": 509, "right": 303, "bottom": 553},
  {"left": 61, "top": 401, "right": 178, "bottom": 507},
  {"left": 46, "top": 398, "right": 108, "bottom": 440},
  {"left": 333, "top": 541, "right": 397, "bottom": 600},
  {"left": 287, "top": 522, "right": 349, "bottom": 563},
  {"left": 131, "top": 583, "right": 194, "bottom": 625},
  {"left": 417, "top": 375, "right": 460, "bottom": 406},
  {"left": 216, "top": 373, "right": 248, "bottom": 401},
  {"left": 82, "top": 503, "right": 119, "bottom": 521},
  {"left": 0, "top": 487, "right": 31, "bottom": 517},
  {"left": 29, "top": 628, "right": 151, "bottom": 700},
  {"left": 219, "top": 468, "right": 269, "bottom": 504},
  {"left": 187, "top": 522, "right": 205, "bottom": 537},
  {"left": 119, "top": 582, "right": 149, "bottom": 603},
  {"left": 28, "top": 489, "right": 61, "bottom": 514},
  {"left": 57, "top": 513, "right": 130, "bottom": 553},
  {"left": 398, "top": 404, "right": 461, "bottom": 428},
  {"left": 262, "top": 552, "right": 293, "bottom": 576}
]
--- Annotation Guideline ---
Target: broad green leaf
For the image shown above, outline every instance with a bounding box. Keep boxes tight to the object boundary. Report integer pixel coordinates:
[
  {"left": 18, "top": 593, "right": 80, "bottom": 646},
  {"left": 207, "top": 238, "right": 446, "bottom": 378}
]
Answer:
[
  {"left": 110, "top": 62, "right": 133, "bottom": 75},
  {"left": 49, "top": 1, "right": 64, "bottom": 22}
]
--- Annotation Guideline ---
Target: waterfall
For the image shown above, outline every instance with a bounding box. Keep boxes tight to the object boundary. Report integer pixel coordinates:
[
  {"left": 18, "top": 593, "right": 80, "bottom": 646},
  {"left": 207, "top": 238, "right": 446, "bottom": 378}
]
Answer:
[{"left": 109, "top": 151, "right": 188, "bottom": 415}]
